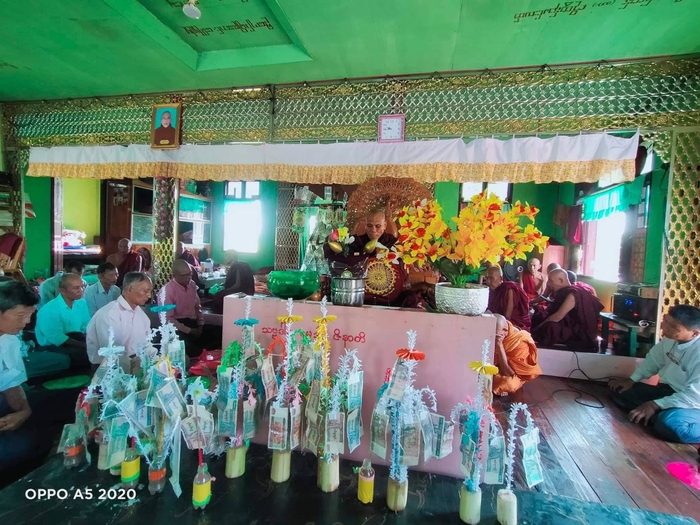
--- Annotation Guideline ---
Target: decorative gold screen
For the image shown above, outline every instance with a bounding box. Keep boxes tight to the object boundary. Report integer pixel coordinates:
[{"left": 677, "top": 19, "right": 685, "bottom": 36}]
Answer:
[{"left": 662, "top": 129, "right": 700, "bottom": 314}]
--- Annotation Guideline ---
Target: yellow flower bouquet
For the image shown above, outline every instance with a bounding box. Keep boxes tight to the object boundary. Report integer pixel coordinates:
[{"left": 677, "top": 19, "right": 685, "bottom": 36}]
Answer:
[{"left": 381, "top": 193, "right": 549, "bottom": 287}]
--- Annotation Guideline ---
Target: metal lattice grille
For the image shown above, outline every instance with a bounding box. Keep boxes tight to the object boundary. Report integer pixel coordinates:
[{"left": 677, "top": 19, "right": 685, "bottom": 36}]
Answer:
[
  {"left": 152, "top": 177, "right": 178, "bottom": 292},
  {"left": 274, "top": 182, "right": 299, "bottom": 270},
  {"left": 663, "top": 129, "right": 700, "bottom": 313},
  {"left": 3, "top": 59, "right": 700, "bottom": 149}
]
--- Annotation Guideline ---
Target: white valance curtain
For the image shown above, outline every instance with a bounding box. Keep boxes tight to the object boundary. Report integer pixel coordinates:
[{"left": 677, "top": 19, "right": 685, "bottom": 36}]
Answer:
[{"left": 27, "top": 132, "right": 639, "bottom": 184}]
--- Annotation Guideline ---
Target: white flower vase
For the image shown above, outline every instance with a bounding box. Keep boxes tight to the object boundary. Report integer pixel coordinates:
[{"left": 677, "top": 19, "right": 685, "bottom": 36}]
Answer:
[{"left": 435, "top": 283, "right": 489, "bottom": 316}]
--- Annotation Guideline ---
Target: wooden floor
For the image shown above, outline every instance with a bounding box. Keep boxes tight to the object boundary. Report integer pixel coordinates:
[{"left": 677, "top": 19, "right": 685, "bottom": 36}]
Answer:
[{"left": 493, "top": 376, "right": 700, "bottom": 523}]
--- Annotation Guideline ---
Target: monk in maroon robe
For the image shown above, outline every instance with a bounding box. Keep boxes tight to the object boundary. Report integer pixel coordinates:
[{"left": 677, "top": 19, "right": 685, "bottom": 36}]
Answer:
[
  {"left": 566, "top": 270, "right": 598, "bottom": 297},
  {"left": 520, "top": 258, "right": 546, "bottom": 301},
  {"left": 532, "top": 269, "right": 604, "bottom": 351},
  {"left": 486, "top": 266, "right": 531, "bottom": 331},
  {"left": 106, "top": 238, "right": 143, "bottom": 287},
  {"left": 178, "top": 242, "right": 200, "bottom": 269}
]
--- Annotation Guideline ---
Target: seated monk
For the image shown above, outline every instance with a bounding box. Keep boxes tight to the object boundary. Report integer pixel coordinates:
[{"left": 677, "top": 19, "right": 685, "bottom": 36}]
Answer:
[
  {"left": 566, "top": 270, "right": 598, "bottom": 297},
  {"left": 178, "top": 242, "right": 200, "bottom": 269},
  {"left": 493, "top": 314, "right": 542, "bottom": 396},
  {"left": 486, "top": 266, "right": 531, "bottom": 331},
  {"left": 520, "top": 258, "right": 546, "bottom": 301},
  {"left": 532, "top": 269, "right": 604, "bottom": 351},
  {"left": 106, "top": 238, "right": 143, "bottom": 288},
  {"left": 324, "top": 202, "right": 424, "bottom": 308}
]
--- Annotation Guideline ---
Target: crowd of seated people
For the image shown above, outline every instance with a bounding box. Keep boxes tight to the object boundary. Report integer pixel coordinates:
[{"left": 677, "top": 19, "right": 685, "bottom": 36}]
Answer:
[{"left": 485, "top": 258, "right": 604, "bottom": 396}]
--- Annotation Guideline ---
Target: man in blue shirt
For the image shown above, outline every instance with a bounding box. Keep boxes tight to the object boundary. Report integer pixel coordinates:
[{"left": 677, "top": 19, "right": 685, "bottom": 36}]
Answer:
[
  {"left": 35, "top": 273, "right": 91, "bottom": 367},
  {"left": 0, "top": 281, "right": 66, "bottom": 472},
  {"left": 38, "top": 260, "right": 85, "bottom": 308},
  {"left": 83, "top": 262, "right": 120, "bottom": 316}
]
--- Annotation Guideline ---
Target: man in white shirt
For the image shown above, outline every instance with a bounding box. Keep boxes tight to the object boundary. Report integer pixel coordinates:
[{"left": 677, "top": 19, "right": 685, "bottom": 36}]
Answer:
[
  {"left": 0, "top": 281, "right": 63, "bottom": 471},
  {"left": 84, "top": 262, "right": 120, "bottom": 316},
  {"left": 38, "top": 260, "right": 85, "bottom": 308},
  {"left": 86, "top": 272, "right": 153, "bottom": 369},
  {"left": 609, "top": 304, "right": 700, "bottom": 444}
]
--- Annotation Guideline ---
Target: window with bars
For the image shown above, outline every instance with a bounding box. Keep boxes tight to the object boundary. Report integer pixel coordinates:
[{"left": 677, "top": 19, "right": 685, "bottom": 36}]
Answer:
[{"left": 224, "top": 181, "right": 262, "bottom": 253}]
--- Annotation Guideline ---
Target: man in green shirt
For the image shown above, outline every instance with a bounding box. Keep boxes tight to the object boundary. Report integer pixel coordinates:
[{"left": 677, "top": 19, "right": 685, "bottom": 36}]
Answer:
[{"left": 35, "top": 273, "right": 91, "bottom": 368}]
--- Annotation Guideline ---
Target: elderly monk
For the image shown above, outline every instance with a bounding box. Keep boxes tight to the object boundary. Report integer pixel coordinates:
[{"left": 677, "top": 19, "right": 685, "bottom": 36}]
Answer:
[
  {"left": 532, "top": 268, "right": 604, "bottom": 351},
  {"left": 566, "top": 270, "right": 598, "bottom": 297},
  {"left": 493, "top": 314, "right": 542, "bottom": 396},
  {"left": 178, "top": 242, "right": 200, "bottom": 269},
  {"left": 107, "top": 239, "right": 143, "bottom": 287},
  {"left": 486, "top": 266, "right": 531, "bottom": 331},
  {"left": 86, "top": 272, "right": 152, "bottom": 371},
  {"left": 520, "top": 258, "right": 546, "bottom": 301}
]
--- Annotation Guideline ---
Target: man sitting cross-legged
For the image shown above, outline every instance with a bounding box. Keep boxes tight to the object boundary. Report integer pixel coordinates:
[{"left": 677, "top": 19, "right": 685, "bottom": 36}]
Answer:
[{"left": 609, "top": 304, "right": 700, "bottom": 445}]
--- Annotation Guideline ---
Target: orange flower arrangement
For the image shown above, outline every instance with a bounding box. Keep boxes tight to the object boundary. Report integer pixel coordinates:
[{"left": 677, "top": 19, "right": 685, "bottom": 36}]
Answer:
[{"left": 381, "top": 193, "right": 549, "bottom": 287}]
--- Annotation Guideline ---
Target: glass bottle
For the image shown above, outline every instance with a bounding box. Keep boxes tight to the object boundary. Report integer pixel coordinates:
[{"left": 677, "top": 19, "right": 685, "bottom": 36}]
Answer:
[
  {"left": 63, "top": 435, "right": 85, "bottom": 469},
  {"left": 121, "top": 446, "right": 141, "bottom": 489},
  {"left": 148, "top": 465, "right": 167, "bottom": 495},
  {"left": 357, "top": 458, "right": 375, "bottom": 504},
  {"left": 192, "top": 464, "right": 212, "bottom": 510}
]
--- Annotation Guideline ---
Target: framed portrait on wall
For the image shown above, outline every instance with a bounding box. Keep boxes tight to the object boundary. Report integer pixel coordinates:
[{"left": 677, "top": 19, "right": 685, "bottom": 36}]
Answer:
[{"left": 150, "top": 103, "right": 182, "bottom": 149}]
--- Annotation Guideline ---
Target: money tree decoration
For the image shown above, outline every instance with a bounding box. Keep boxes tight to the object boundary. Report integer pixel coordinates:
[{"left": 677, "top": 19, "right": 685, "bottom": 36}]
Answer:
[
  {"left": 266, "top": 298, "right": 305, "bottom": 483},
  {"left": 305, "top": 299, "right": 364, "bottom": 493},
  {"left": 370, "top": 330, "right": 437, "bottom": 512},
  {"left": 219, "top": 296, "right": 263, "bottom": 479},
  {"left": 497, "top": 403, "right": 544, "bottom": 525},
  {"left": 450, "top": 340, "right": 502, "bottom": 525}
]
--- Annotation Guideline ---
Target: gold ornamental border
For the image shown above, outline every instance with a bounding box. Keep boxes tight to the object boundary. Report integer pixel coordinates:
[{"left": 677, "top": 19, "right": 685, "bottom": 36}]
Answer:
[{"left": 27, "top": 158, "right": 635, "bottom": 185}]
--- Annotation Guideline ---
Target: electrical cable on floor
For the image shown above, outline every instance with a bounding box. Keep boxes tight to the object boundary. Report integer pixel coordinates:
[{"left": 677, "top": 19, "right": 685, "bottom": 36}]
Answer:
[{"left": 495, "top": 351, "right": 617, "bottom": 412}]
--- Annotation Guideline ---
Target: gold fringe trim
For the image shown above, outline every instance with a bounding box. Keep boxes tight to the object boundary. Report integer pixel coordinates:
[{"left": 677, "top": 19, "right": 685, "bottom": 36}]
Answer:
[{"left": 27, "top": 159, "right": 635, "bottom": 184}]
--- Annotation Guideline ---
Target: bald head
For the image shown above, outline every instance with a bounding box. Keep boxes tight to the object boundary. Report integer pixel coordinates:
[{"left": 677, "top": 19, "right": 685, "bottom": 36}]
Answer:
[
  {"left": 528, "top": 258, "right": 541, "bottom": 273},
  {"left": 548, "top": 268, "right": 571, "bottom": 292},
  {"left": 547, "top": 262, "right": 561, "bottom": 273},
  {"left": 59, "top": 273, "right": 84, "bottom": 301},
  {"left": 365, "top": 210, "right": 387, "bottom": 240},
  {"left": 117, "top": 238, "right": 132, "bottom": 255},
  {"left": 485, "top": 265, "right": 504, "bottom": 290},
  {"left": 494, "top": 314, "right": 509, "bottom": 339},
  {"left": 172, "top": 259, "right": 193, "bottom": 286},
  {"left": 566, "top": 270, "right": 578, "bottom": 284}
]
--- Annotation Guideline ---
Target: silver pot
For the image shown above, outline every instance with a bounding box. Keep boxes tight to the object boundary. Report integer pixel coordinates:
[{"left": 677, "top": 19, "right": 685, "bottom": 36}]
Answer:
[
  {"left": 435, "top": 283, "right": 489, "bottom": 316},
  {"left": 331, "top": 277, "right": 365, "bottom": 307}
]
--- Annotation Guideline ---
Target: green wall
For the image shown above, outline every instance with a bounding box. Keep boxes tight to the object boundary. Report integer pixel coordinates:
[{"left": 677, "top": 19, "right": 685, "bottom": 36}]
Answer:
[
  {"left": 212, "top": 181, "right": 278, "bottom": 272},
  {"left": 62, "top": 178, "right": 101, "bottom": 243},
  {"left": 644, "top": 168, "right": 668, "bottom": 285},
  {"left": 23, "top": 175, "right": 52, "bottom": 279},
  {"left": 434, "top": 182, "right": 459, "bottom": 228}
]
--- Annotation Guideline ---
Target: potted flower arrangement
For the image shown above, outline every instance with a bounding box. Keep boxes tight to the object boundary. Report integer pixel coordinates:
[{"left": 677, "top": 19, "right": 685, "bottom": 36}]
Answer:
[{"left": 381, "top": 192, "right": 548, "bottom": 315}]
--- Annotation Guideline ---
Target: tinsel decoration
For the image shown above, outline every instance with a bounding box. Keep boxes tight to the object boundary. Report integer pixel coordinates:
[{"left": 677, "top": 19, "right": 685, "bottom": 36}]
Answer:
[
  {"left": 504, "top": 402, "right": 536, "bottom": 492},
  {"left": 312, "top": 296, "right": 337, "bottom": 388}
]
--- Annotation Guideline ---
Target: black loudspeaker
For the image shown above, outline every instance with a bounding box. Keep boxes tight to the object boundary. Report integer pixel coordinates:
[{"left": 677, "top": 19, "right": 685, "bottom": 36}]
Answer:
[{"left": 503, "top": 258, "right": 527, "bottom": 283}]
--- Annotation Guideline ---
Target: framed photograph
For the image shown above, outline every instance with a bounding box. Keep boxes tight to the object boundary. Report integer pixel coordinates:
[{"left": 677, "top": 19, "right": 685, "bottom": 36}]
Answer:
[{"left": 150, "top": 103, "right": 182, "bottom": 149}]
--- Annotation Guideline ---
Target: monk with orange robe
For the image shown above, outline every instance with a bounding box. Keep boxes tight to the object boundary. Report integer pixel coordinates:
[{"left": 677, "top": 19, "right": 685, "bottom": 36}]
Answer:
[
  {"left": 493, "top": 315, "right": 542, "bottom": 395},
  {"left": 106, "top": 238, "right": 143, "bottom": 288},
  {"left": 486, "top": 266, "right": 531, "bottom": 331},
  {"left": 520, "top": 258, "right": 547, "bottom": 301}
]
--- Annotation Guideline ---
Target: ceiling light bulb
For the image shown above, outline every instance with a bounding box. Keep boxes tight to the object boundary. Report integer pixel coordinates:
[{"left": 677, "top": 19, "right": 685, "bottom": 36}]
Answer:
[{"left": 183, "top": 0, "right": 201, "bottom": 20}]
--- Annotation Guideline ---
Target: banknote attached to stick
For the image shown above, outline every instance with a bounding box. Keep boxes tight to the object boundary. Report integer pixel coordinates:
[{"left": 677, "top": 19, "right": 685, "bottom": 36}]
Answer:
[
  {"left": 268, "top": 406, "right": 289, "bottom": 450},
  {"left": 399, "top": 422, "right": 421, "bottom": 467},
  {"left": 242, "top": 398, "right": 257, "bottom": 439},
  {"left": 347, "top": 408, "right": 362, "bottom": 453},
  {"left": 289, "top": 404, "right": 302, "bottom": 450},
  {"left": 370, "top": 408, "right": 389, "bottom": 460},
  {"left": 347, "top": 371, "right": 363, "bottom": 412},
  {"left": 484, "top": 431, "right": 506, "bottom": 485},
  {"left": 261, "top": 355, "right": 278, "bottom": 402},
  {"left": 520, "top": 428, "right": 545, "bottom": 488},
  {"left": 387, "top": 361, "right": 410, "bottom": 401},
  {"left": 325, "top": 412, "right": 345, "bottom": 455}
]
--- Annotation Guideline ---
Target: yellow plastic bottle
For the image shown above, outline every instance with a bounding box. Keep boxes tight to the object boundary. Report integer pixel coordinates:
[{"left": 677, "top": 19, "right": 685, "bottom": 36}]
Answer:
[{"left": 358, "top": 459, "right": 375, "bottom": 504}]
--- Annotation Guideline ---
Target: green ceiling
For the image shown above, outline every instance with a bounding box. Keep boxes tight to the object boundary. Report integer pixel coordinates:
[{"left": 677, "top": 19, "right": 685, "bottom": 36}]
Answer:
[{"left": 0, "top": 0, "right": 699, "bottom": 101}]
